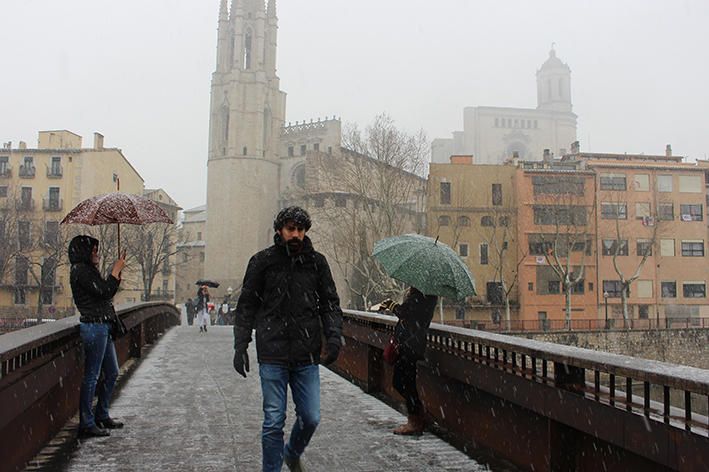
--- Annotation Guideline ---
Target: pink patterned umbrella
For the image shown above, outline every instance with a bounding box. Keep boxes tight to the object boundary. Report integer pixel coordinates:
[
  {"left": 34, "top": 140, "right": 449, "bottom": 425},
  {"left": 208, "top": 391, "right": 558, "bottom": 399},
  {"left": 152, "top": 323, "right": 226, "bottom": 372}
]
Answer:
[
  {"left": 61, "top": 192, "right": 173, "bottom": 253},
  {"left": 60, "top": 192, "right": 173, "bottom": 226}
]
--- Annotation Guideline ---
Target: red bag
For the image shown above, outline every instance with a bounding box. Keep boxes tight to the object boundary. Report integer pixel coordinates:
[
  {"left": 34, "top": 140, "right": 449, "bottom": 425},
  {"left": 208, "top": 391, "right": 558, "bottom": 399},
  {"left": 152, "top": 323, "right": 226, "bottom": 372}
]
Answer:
[{"left": 383, "top": 335, "right": 399, "bottom": 365}]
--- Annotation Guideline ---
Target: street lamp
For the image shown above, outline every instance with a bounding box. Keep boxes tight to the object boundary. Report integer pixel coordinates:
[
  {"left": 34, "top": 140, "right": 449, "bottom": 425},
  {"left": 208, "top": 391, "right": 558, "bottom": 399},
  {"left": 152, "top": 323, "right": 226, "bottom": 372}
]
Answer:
[{"left": 603, "top": 291, "right": 609, "bottom": 329}]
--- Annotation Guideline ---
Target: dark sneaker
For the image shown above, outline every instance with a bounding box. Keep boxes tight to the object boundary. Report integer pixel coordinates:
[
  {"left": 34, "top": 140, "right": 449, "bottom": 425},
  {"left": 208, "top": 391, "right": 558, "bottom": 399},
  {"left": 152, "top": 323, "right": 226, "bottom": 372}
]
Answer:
[
  {"left": 96, "top": 418, "right": 124, "bottom": 429},
  {"left": 284, "top": 455, "right": 306, "bottom": 472},
  {"left": 78, "top": 425, "right": 110, "bottom": 438}
]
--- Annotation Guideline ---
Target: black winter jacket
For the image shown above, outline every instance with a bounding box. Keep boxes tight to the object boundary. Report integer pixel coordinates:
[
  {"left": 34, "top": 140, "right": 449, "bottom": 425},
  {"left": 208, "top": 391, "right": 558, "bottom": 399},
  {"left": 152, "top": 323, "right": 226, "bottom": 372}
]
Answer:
[
  {"left": 68, "top": 236, "right": 120, "bottom": 323},
  {"left": 393, "top": 287, "right": 438, "bottom": 360},
  {"left": 196, "top": 289, "right": 209, "bottom": 312},
  {"left": 234, "top": 234, "right": 343, "bottom": 365}
]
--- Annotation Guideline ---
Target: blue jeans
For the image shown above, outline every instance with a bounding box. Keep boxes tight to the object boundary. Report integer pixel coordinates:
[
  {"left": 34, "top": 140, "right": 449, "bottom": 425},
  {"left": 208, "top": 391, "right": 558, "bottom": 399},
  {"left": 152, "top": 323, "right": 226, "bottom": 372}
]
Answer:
[
  {"left": 259, "top": 363, "right": 320, "bottom": 472},
  {"left": 79, "top": 322, "right": 119, "bottom": 429}
]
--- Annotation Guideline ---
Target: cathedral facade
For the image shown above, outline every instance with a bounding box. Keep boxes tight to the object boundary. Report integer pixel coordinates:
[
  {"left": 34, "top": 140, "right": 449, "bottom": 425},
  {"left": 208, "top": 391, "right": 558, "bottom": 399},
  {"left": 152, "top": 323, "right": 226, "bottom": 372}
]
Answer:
[{"left": 431, "top": 49, "right": 578, "bottom": 164}]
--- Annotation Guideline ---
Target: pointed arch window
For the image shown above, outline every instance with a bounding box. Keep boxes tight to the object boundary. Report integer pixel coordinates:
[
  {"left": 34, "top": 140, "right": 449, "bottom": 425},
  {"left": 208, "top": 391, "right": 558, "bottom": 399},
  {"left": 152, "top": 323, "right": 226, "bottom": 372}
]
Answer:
[{"left": 243, "top": 29, "right": 253, "bottom": 70}]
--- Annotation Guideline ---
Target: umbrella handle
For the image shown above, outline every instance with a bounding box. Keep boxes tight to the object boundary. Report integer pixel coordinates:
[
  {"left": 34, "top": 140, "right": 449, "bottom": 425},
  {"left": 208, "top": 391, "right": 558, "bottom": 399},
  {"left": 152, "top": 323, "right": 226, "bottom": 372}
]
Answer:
[{"left": 117, "top": 223, "right": 121, "bottom": 258}]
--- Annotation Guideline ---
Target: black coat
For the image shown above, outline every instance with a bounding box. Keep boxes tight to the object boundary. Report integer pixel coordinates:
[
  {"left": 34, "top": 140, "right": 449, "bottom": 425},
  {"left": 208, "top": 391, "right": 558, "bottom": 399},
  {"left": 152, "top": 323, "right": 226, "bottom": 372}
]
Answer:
[
  {"left": 68, "top": 235, "right": 120, "bottom": 323},
  {"left": 234, "top": 234, "right": 343, "bottom": 365},
  {"left": 196, "top": 289, "right": 209, "bottom": 312},
  {"left": 393, "top": 288, "right": 438, "bottom": 360}
]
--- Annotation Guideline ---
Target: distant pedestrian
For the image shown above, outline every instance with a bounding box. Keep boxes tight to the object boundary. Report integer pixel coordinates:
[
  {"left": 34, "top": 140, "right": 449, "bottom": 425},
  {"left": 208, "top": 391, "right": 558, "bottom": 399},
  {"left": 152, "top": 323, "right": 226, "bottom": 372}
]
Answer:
[
  {"left": 185, "top": 298, "right": 195, "bottom": 326},
  {"left": 379, "top": 286, "right": 438, "bottom": 435},
  {"left": 196, "top": 285, "right": 210, "bottom": 333},
  {"left": 233, "top": 206, "right": 343, "bottom": 472},
  {"left": 69, "top": 235, "right": 127, "bottom": 438}
]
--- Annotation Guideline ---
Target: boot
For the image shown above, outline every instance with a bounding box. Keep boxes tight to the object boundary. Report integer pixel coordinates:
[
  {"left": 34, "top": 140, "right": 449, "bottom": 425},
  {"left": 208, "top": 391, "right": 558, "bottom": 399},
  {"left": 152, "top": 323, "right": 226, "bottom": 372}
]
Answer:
[{"left": 393, "top": 414, "right": 425, "bottom": 436}]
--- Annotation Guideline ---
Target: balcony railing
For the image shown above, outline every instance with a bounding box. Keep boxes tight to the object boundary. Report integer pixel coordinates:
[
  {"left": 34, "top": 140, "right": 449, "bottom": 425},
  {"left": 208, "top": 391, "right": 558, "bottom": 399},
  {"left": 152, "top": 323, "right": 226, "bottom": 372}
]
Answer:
[
  {"left": 15, "top": 198, "right": 35, "bottom": 211},
  {"left": 19, "top": 165, "right": 36, "bottom": 178},
  {"left": 42, "top": 197, "right": 63, "bottom": 212},
  {"left": 46, "top": 164, "right": 63, "bottom": 178},
  {"left": 0, "top": 166, "right": 11, "bottom": 178},
  {"left": 141, "top": 290, "right": 175, "bottom": 302}
]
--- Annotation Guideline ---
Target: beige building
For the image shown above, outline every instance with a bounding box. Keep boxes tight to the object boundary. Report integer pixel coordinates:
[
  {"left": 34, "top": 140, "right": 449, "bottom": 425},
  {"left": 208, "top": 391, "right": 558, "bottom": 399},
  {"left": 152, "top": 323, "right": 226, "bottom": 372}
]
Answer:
[
  {"left": 432, "top": 48, "right": 577, "bottom": 164},
  {"left": 175, "top": 205, "right": 206, "bottom": 304},
  {"left": 427, "top": 156, "right": 519, "bottom": 323},
  {"left": 0, "top": 130, "right": 144, "bottom": 318}
]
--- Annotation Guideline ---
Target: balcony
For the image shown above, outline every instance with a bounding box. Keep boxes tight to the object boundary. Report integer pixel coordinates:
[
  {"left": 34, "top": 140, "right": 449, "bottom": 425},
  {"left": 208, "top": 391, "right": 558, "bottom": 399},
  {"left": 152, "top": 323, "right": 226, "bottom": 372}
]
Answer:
[
  {"left": 15, "top": 199, "right": 35, "bottom": 211},
  {"left": 19, "top": 165, "right": 36, "bottom": 178},
  {"left": 141, "top": 290, "right": 175, "bottom": 302},
  {"left": 46, "top": 164, "right": 63, "bottom": 178},
  {"left": 0, "top": 166, "right": 11, "bottom": 178},
  {"left": 43, "top": 197, "right": 63, "bottom": 212}
]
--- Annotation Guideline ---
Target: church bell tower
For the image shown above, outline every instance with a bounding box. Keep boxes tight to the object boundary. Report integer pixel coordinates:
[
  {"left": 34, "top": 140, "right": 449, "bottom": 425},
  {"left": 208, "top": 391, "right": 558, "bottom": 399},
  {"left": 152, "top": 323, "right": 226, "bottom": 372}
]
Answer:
[{"left": 205, "top": 0, "right": 286, "bottom": 293}]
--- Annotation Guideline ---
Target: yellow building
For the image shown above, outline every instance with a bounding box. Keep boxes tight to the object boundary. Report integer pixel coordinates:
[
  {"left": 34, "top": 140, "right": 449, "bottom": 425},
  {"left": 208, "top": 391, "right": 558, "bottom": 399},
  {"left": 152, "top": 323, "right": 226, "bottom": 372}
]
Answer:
[
  {"left": 427, "top": 155, "right": 519, "bottom": 325},
  {"left": 175, "top": 205, "right": 207, "bottom": 305},
  {"left": 0, "top": 130, "right": 144, "bottom": 318}
]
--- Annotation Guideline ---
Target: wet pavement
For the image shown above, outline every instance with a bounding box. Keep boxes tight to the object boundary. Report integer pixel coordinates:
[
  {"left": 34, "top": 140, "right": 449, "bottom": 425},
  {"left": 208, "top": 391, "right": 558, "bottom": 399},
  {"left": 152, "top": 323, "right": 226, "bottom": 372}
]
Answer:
[{"left": 63, "top": 326, "right": 489, "bottom": 471}]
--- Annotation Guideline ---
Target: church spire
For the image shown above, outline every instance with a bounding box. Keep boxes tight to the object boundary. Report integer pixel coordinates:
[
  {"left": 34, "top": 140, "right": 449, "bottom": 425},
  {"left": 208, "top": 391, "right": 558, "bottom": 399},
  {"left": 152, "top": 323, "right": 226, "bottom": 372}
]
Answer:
[
  {"left": 267, "top": 0, "right": 276, "bottom": 17},
  {"left": 219, "top": 0, "right": 228, "bottom": 22}
]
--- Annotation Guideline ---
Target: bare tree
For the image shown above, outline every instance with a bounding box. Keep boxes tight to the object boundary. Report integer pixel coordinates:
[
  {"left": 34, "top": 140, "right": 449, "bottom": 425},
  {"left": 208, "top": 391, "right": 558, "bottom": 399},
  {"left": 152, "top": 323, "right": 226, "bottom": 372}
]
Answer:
[
  {"left": 308, "top": 114, "right": 428, "bottom": 309},
  {"left": 122, "top": 223, "right": 182, "bottom": 301}
]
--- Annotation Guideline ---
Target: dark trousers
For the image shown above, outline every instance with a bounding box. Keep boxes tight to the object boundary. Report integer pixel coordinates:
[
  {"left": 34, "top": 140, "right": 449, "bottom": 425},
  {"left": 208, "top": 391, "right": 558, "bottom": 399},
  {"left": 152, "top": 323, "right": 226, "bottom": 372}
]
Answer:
[{"left": 392, "top": 353, "right": 423, "bottom": 416}]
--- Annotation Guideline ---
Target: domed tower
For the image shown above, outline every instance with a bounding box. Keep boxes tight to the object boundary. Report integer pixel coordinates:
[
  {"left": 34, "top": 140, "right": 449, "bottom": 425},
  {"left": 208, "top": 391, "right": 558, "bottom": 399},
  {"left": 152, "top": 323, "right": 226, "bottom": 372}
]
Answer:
[
  {"left": 536, "top": 47, "right": 573, "bottom": 113},
  {"left": 205, "top": 0, "right": 286, "bottom": 293}
]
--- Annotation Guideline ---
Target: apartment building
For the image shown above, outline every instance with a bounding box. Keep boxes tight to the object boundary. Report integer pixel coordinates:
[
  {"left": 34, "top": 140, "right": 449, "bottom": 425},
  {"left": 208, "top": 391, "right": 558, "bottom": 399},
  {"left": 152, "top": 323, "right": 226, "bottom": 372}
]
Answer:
[
  {"left": 175, "top": 205, "right": 206, "bottom": 305},
  {"left": 0, "top": 130, "right": 144, "bottom": 317}
]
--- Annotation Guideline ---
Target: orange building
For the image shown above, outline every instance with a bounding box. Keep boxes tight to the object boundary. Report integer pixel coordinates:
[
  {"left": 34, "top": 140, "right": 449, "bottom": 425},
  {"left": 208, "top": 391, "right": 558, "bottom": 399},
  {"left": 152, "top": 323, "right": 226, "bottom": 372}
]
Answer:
[{"left": 514, "top": 158, "right": 597, "bottom": 328}]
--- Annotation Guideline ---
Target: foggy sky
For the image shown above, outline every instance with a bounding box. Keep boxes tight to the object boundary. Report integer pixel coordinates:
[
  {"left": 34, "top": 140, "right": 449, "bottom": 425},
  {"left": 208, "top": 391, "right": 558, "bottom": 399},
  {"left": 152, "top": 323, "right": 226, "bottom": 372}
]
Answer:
[{"left": 1, "top": 0, "right": 707, "bottom": 212}]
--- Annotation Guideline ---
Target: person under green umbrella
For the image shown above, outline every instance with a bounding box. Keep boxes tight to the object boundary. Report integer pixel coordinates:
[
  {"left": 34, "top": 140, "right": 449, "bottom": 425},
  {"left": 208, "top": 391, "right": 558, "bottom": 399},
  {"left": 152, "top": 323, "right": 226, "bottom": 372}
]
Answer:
[{"left": 379, "top": 286, "right": 438, "bottom": 436}]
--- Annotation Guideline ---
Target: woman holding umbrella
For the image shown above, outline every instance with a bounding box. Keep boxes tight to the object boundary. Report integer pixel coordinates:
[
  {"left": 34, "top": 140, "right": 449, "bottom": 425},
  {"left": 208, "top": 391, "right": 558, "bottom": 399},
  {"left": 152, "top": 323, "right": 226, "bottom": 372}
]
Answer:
[
  {"left": 373, "top": 234, "right": 476, "bottom": 436},
  {"left": 380, "top": 287, "right": 438, "bottom": 435},
  {"left": 69, "top": 235, "right": 126, "bottom": 438},
  {"left": 196, "top": 285, "right": 210, "bottom": 333}
]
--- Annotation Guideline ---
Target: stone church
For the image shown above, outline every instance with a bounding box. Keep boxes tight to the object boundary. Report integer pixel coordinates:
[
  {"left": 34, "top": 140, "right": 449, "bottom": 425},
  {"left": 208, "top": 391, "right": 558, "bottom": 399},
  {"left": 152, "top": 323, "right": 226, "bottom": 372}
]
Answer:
[
  {"left": 431, "top": 48, "right": 578, "bottom": 164},
  {"left": 202, "top": 0, "right": 423, "bottom": 307}
]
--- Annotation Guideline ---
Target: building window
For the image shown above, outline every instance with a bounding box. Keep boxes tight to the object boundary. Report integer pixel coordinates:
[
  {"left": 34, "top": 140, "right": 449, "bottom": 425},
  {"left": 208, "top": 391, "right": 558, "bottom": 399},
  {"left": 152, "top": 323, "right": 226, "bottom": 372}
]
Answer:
[
  {"left": 681, "top": 240, "right": 704, "bottom": 257},
  {"left": 0, "top": 156, "right": 8, "bottom": 175},
  {"left": 0, "top": 186, "right": 6, "bottom": 197},
  {"left": 638, "top": 305, "right": 649, "bottom": 319},
  {"left": 300, "top": 144, "right": 307, "bottom": 156},
  {"left": 18, "top": 221, "right": 31, "bottom": 250},
  {"left": 499, "top": 216, "right": 509, "bottom": 227},
  {"left": 243, "top": 29, "right": 252, "bottom": 69},
  {"left": 459, "top": 243, "right": 469, "bottom": 257},
  {"left": 532, "top": 176, "right": 584, "bottom": 195},
  {"left": 440, "top": 182, "right": 451, "bottom": 204},
  {"left": 438, "top": 215, "right": 451, "bottom": 226},
  {"left": 600, "top": 174, "right": 627, "bottom": 191},
  {"left": 492, "top": 184, "right": 502, "bottom": 206},
  {"left": 458, "top": 216, "right": 471, "bottom": 227},
  {"left": 633, "top": 174, "right": 649, "bottom": 191},
  {"left": 528, "top": 282, "right": 534, "bottom": 291},
  {"left": 199, "top": 252, "right": 205, "bottom": 263},
  {"left": 534, "top": 206, "right": 587, "bottom": 225},
  {"left": 658, "top": 203, "right": 674, "bottom": 221},
  {"left": 14, "top": 288, "right": 26, "bottom": 305},
  {"left": 480, "top": 243, "right": 488, "bottom": 265},
  {"left": 661, "top": 281, "right": 676, "bottom": 298},
  {"left": 288, "top": 146, "right": 294, "bottom": 157},
  {"left": 45, "top": 221, "right": 59, "bottom": 245},
  {"left": 293, "top": 165, "right": 305, "bottom": 188},
  {"left": 603, "top": 280, "right": 623, "bottom": 298},
  {"left": 313, "top": 143, "right": 320, "bottom": 152},
  {"left": 602, "top": 239, "right": 628, "bottom": 256},
  {"left": 334, "top": 195, "right": 347, "bottom": 207},
  {"left": 683, "top": 282, "right": 706, "bottom": 298},
  {"left": 678, "top": 175, "right": 702, "bottom": 193},
  {"left": 680, "top": 204, "right": 703, "bottom": 221},
  {"left": 636, "top": 280, "right": 653, "bottom": 298},
  {"left": 243, "top": 146, "right": 248, "bottom": 155},
  {"left": 601, "top": 203, "right": 627, "bottom": 220},
  {"left": 15, "top": 255, "right": 29, "bottom": 286},
  {"left": 495, "top": 118, "right": 499, "bottom": 127},
  {"left": 480, "top": 216, "right": 494, "bottom": 227},
  {"left": 197, "top": 232, "right": 202, "bottom": 240},
  {"left": 636, "top": 239, "right": 652, "bottom": 256},
  {"left": 635, "top": 202, "right": 651, "bottom": 219},
  {"left": 657, "top": 175, "right": 672, "bottom": 192},
  {"left": 48, "top": 187, "right": 60, "bottom": 211},
  {"left": 50, "top": 156, "right": 62, "bottom": 176},
  {"left": 660, "top": 239, "right": 675, "bottom": 257}
]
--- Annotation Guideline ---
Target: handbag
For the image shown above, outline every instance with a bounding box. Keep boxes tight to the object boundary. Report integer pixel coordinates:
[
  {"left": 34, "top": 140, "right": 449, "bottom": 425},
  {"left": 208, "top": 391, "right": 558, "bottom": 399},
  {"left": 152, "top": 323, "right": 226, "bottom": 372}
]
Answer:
[
  {"left": 383, "top": 334, "right": 399, "bottom": 365},
  {"left": 109, "top": 312, "right": 128, "bottom": 339}
]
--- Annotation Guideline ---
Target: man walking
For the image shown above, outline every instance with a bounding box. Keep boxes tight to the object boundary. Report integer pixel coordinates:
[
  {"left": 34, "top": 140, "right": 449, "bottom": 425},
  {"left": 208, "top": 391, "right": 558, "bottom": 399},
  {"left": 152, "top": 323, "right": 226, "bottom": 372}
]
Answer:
[{"left": 233, "top": 206, "right": 342, "bottom": 472}]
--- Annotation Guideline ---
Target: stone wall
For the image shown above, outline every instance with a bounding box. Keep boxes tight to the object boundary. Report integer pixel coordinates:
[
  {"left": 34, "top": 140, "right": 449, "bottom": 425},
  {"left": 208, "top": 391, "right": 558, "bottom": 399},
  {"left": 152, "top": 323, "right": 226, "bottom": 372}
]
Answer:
[{"left": 514, "top": 329, "right": 709, "bottom": 369}]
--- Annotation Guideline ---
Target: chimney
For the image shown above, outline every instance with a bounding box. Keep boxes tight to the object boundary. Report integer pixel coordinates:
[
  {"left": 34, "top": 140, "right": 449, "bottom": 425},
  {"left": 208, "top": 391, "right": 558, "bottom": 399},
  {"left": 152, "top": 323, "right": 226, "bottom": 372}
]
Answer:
[
  {"left": 2, "top": 141, "right": 11, "bottom": 150},
  {"left": 543, "top": 149, "right": 552, "bottom": 163},
  {"left": 94, "top": 132, "right": 104, "bottom": 150},
  {"left": 571, "top": 141, "right": 580, "bottom": 154},
  {"left": 665, "top": 144, "right": 672, "bottom": 157},
  {"left": 449, "top": 154, "right": 473, "bottom": 165},
  {"left": 19, "top": 141, "right": 27, "bottom": 150}
]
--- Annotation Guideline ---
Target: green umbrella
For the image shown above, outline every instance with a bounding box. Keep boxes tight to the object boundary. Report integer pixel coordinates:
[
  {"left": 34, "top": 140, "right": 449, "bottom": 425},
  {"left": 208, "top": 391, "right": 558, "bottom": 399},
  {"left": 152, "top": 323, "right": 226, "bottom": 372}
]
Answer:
[{"left": 373, "top": 234, "right": 476, "bottom": 300}]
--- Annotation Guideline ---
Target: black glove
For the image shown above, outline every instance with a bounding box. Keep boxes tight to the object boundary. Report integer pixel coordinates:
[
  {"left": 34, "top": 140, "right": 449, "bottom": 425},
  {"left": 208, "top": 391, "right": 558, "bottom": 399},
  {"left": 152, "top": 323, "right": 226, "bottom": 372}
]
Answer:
[
  {"left": 233, "top": 348, "right": 249, "bottom": 378},
  {"left": 321, "top": 343, "right": 340, "bottom": 366}
]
